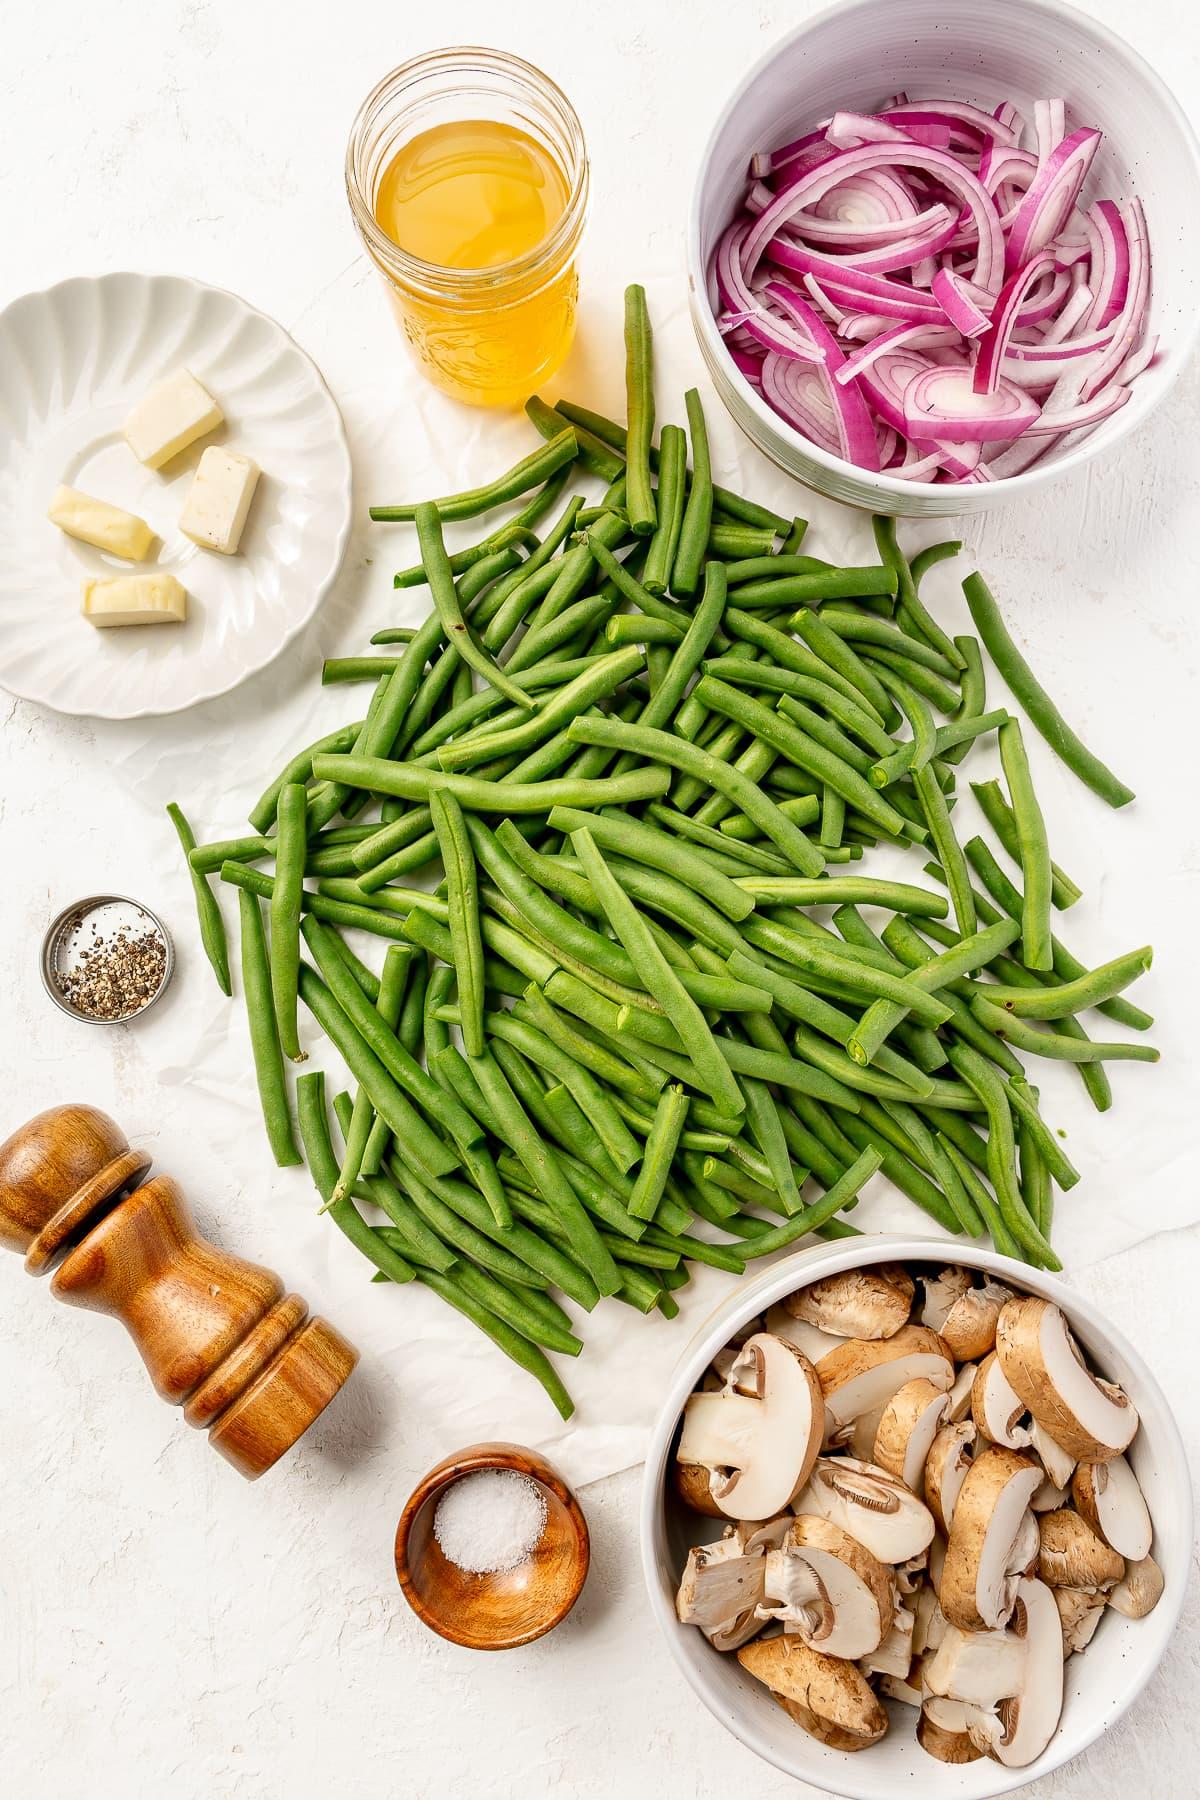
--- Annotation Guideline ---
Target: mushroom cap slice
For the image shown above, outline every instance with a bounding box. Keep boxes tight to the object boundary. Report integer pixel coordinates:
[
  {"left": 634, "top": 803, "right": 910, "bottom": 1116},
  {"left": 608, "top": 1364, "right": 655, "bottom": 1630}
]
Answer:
[
  {"left": 941, "top": 1445, "right": 1043, "bottom": 1630},
  {"left": 918, "top": 1707, "right": 984, "bottom": 1764},
  {"left": 945, "top": 1361, "right": 978, "bottom": 1423},
  {"left": 796, "top": 1456, "right": 937, "bottom": 1563},
  {"left": 1036, "top": 1508, "right": 1125, "bottom": 1590},
  {"left": 995, "top": 1297, "right": 1138, "bottom": 1462},
  {"left": 1031, "top": 1474, "right": 1070, "bottom": 1514},
  {"left": 674, "top": 1460, "right": 728, "bottom": 1518},
  {"left": 1106, "top": 1553, "right": 1164, "bottom": 1619},
  {"left": 971, "top": 1351, "right": 1031, "bottom": 1450},
  {"left": 880, "top": 1670, "right": 922, "bottom": 1707},
  {"left": 818, "top": 1324, "right": 954, "bottom": 1436},
  {"left": 764, "top": 1304, "right": 846, "bottom": 1365},
  {"left": 785, "top": 1264, "right": 914, "bottom": 1340},
  {"left": 737, "top": 1634, "right": 887, "bottom": 1752},
  {"left": 858, "top": 1601, "right": 915, "bottom": 1678},
  {"left": 925, "top": 1420, "right": 976, "bottom": 1536},
  {"left": 677, "top": 1333, "right": 824, "bottom": 1521},
  {"left": 924, "top": 1621, "right": 1028, "bottom": 1707},
  {"left": 912, "top": 1582, "right": 948, "bottom": 1655},
  {"left": 675, "top": 1516, "right": 792, "bottom": 1651},
  {"left": 1029, "top": 1421, "right": 1077, "bottom": 1491},
  {"left": 965, "top": 1577, "right": 1064, "bottom": 1768},
  {"left": 873, "top": 1378, "right": 952, "bottom": 1492},
  {"left": 919, "top": 1267, "right": 974, "bottom": 1333},
  {"left": 1054, "top": 1586, "right": 1107, "bottom": 1654},
  {"left": 760, "top": 1515, "right": 894, "bottom": 1659},
  {"left": 1072, "top": 1454, "right": 1153, "bottom": 1562},
  {"left": 943, "top": 1281, "right": 1013, "bottom": 1363}
]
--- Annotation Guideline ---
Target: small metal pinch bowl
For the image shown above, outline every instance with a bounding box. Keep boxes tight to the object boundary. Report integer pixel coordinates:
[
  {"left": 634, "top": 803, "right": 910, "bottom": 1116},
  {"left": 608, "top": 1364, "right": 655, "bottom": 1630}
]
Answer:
[
  {"left": 395, "top": 1441, "right": 590, "bottom": 1650},
  {"left": 41, "top": 895, "right": 174, "bottom": 1024}
]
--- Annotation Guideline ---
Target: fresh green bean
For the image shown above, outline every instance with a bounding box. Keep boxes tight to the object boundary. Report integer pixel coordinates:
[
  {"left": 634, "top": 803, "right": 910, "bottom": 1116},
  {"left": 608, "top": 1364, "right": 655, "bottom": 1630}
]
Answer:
[
  {"left": 734, "top": 876, "right": 947, "bottom": 917},
  {"left": 873, "top": 515, "right": 964, "bottom": 670},
  {"left": 524, "top": 395, "right": 623, "bottom": 479},
  {"left": 644, "top": 423, "right": 686, "bottom": 594},
  {"left": 971, "top": 996, "right": 1159, "bottom": 1063},
  {"left": 913, "top": 763, "right": 975, "bottom": 938},
  {"left": 790, "top": 608, "right": 899, "bottom": 726},
  {"left": 964, "top": 572, "right": 1134, "bottom": 807},
  {"left": 167, "top": 802, "right": 232, "bottom": 996},
  {"left": 730, "top": 567, "right": 898, "bottom": 607},
  {"left": 848, "top": 917, "right": 1019, "bottom": 1066},
  {"left": 296, "top": 1071, "right": 417, "bottom": 1282},
  {"left": 269, "top": 783, "right": 308, "bottom": 1063},
  {"left": 735, "top": 1146, "right": 882, "bottom": 1255},
  {"left": 946, "top": 1041, "right": 1059, "bottom": 1267},
  {"left": 248, "top": 721, "right": 363, "bottom": 834},
  {"left": 628, "top": 1086, "right": 689, "bottom": 1221},
  {"left": 673, "top": 387, "right": 713, "bottom": 597},
  {"left": 571, "top": 828, "right": 744, "bottom": 1116},
  {"left": 414, "top": 503, "right": 537, "bottom": 711},
  {"left": 972, "top": 777, "right": 1082, "bottom": 910},
  {"left": 942, "top": 1138, "right": 1021, "bottom": 1259},
  {"left": 237, "top": 889, "right": 301, "bottom": 1166},
  {"left": 332, "top": 942, "right": 411, "bottom": 1202},
  {"left": 981, "top": 945, "right": 1152, "bottom": 1018},
  {"left": 998, "top": 718, "right": 1052, "bottom": 972},
  {"left": 370, "top": 428, "right": 577, "bottom": 523},
  {"left": 623, "top": 284, "right": 657, "bottom": 536},
  {"left": 428, "top": 790, "right": 485, "bottom": 1058},
  {"left": 438, "top": 646, "right": 643, "bottom": 772}
]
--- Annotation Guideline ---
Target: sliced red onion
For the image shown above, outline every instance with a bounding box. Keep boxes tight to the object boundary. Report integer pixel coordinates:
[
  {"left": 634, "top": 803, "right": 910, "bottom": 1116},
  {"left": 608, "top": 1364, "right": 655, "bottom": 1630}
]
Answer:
[
  {"left": 973, "top": 249, "right": 1057, "bottom": 393},
  {"left": 741, "top": 143, "right": 1006, "bottom": 293},
  {"left": 1004, "top": 127, "right": 1101, "bottom": 272},
  {"left": 713, "top": 96, "right": 1153, "bottom": 482},
  {"left": 932, "top": 268, "right": 991, "bottom": 337},
  {"left": 904, "top": 365, "right": 1039, "bottom": 440}
]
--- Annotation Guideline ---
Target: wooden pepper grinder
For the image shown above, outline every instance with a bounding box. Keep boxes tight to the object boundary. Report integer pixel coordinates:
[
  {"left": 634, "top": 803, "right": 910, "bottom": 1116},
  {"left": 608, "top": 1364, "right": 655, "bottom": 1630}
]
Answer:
[{"left": 0, "top": 1103, "right": 358, "bottom": 1478}]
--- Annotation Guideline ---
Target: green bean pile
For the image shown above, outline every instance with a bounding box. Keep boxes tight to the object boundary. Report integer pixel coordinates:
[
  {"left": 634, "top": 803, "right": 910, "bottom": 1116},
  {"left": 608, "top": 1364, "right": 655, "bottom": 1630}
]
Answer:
[{"left": 168, "top": 285, "right": 1157, "bottom": 1418}]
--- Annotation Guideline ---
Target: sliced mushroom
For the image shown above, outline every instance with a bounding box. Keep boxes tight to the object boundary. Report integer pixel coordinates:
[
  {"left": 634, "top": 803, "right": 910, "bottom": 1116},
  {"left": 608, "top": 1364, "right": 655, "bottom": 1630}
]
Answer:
[
  {"left": 818, "top": 1324, "right": 954, "bottom": 1439},
  {"left": 880, "top": 1670, "right": 922, "bottom": 1708},
  {"left": 918, "top": 1706, "right": 984, "bottom": 1764},
  {"left": 858, "top": 1602, "right": 915, "bottom": 1678},
  {"left": 674, "top": 1460, "right": 727, "bottom": 1518},
  {"left": 1072, "top": 1454, "right": 1153, "bottom": 1561},
  {"left": 676, "top": 1333, "right": 824, "bottom": 1521},
  {"left": 795, "top": 1456, "right": 937, "bottom": 1563},
  {"left": 737, "top": 1634, "right": 888, "bottom": 1751},
  {"left": 1053, "top": 1586, "right": 1107, "bottom": 1654},
  {"left": 941, "top": 1445, "right": 1043, "bottom": 1630},
  {"left": 925, "top": 1622, "right": 1028, "bottom": 1708},
  {"left": 964, "top": 1577, "right": 1064, "bottom": 1768},
  {"left": 927, "top": 1531, "right": 947, "bottom": 1595},
  {"left": 895, "top": 1550, "right": 927, "bottom": 1595},
  {"left": 675, "top": 1516, "right": 791, "bottom": 1651},
  {"left": 759, "top": 1515, "right": 894, "bottom": 1659},
  {"left": 1031, "top": 1474, "right": 1070, "bottom": 1513},
  {"left": 784, "top": 1264, "right": 914, "bottom": 1340},
  {"left": 925, "top": 1420, "right": 976, "bottom": 1536},
  {"left": 1029, "top": 1421, "right": 1077, "bottom": 1491},
  {"left": 1106, "top": 1554, "right": 1164, "bottom": 1619},
  {"left": 919, "top": 1267, "right": 973, "bottom": 1333},
  {"left": 874, "top": 1379, "right": 952, "bottom": 1492},
  {"left": 945, "top": 1361, "right": 977, "bottom": 1423},
  {"left": 843, "top": 1402, "right": 886, "bottom": 1462},
  {"left": 763, "top": 1304, "right": 846, "bottom": 1365},
  {"left": 912, "top": 1582, "right": 948, "bottom": 1655},
  {"left": 971, "top": 1351, "right": 1031, "bottom": 1450},
  {"left": 943, "top": 1281, "right": 1013, "bottom": 1363},
  {"left": 1037, "top": 1509, "right": 1125, "bottom": 1591},
  {"left": 995, "top": 1297, "right": 1138, "bottom": 1461}
]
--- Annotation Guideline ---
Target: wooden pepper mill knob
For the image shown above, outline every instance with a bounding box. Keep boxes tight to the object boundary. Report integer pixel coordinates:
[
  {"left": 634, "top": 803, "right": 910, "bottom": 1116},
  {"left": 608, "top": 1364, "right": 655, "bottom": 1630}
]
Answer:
[{"left": 0, "top": 1104, "right": 358, "bottom": 1479}]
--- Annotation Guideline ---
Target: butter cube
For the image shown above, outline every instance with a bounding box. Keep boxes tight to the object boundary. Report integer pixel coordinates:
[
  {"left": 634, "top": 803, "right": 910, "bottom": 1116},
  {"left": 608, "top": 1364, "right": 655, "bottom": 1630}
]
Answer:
[
  {"left": 179, "top": 446, "right": 261, "bottom": 554},
  {"left": 81, "top": 573, "right": 188, "bottom": 627},
  {"left": 48, "top": 485, "right": 155, "bottom": 560},
  {"left": 123, "top": 368, "right": 223, "bottom": 470}
]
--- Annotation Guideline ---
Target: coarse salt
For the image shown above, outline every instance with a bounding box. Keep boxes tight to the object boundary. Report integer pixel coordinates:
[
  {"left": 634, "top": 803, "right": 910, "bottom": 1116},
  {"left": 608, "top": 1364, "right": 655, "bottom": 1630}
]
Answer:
[{"left": 433, "top": 1468, "right": 547, "bottom": 1574}]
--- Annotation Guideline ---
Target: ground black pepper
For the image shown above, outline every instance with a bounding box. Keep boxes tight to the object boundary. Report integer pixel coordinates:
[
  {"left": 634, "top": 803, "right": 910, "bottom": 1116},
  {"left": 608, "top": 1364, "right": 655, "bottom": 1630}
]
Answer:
[{"left": 56, "top": 914, "right": 168, "bottom": 1020}]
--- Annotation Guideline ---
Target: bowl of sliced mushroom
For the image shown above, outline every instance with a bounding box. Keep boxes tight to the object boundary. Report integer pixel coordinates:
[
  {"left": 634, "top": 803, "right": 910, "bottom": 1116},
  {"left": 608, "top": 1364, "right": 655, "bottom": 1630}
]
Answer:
[{"left": 640, "top": 1238, "right": 1190, "bottom": 1798}]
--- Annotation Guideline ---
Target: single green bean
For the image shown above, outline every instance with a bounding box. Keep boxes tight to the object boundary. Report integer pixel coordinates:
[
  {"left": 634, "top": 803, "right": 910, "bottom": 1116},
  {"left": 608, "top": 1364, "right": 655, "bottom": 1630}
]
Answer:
[
  {"left": 963, "top": 571, "right": 1134, "bottom": 807},
  {"left": 269, "top": 783, "right": 308, "bottom": 1063},
  {"left": 313, "top": 753, "right": 668, "bottom": 815},
  {"left": 237, "top": 889, "right": 301, "bottom": 1166},
  {"left": 332, "top": 942, "right": 411, "bottom": 1202},
  {"left": 913, "top": 762, "right": 975, "bottom": 938},
  {"left": 623, "top": 284, "right": 656, "bottom": 536},
  {"left": 873, "top": 515, "right": 964, "bottom": 669},
  {"left": 734, "top": 875, "right": 947, "bottom": 917},
  {"left": 998, "top": 718, "right": 1052, "bottom": 972},
  {"left": 415, "top": 502, "right": 536, "bottom": 711},
  {"left": 971, "top": 777, "right": 1082, "bottom": 910},
  {"left": 971, "top": 996, "right": 1159, "bottom": 1063},
  {"left": 370, "top": 428, "right": 577, "bottom": 523},
  {"left": 673, "top": 386, "right": 713, "bottom": 597},
  {"left": 296, "top": 1071, "right": 417, "bottom": 1282},
  {"left": 980, "top": 945, "right": 1152, "bottom": 1018},
  {"left": 167, "top": 802, "right": 232, "bottom": 996},
  {"left": 428, "top": 790, "right": 485, "bottom": 1058},
  {"left": 524, "top": 395, "right": 623, "bottom": 478},
  {"left": 628, "top": 1085, "right": 689, "bottom": 1221},
  {"left": 644, "top": 423, "right": 686, "bottom": 594}
]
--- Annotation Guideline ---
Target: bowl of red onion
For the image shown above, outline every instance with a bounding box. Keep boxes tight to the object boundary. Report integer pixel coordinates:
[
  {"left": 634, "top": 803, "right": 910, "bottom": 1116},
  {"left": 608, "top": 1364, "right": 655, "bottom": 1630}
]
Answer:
[{"left": 687, "top": 0, "right": 1200, "bottom": 513}]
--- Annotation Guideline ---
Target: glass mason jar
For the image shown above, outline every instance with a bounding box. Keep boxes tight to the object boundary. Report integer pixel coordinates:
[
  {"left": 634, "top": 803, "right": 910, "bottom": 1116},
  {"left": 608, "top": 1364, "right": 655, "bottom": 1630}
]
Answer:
[{"left": 345, "top": 48, "right": 589, "bottom": 408}]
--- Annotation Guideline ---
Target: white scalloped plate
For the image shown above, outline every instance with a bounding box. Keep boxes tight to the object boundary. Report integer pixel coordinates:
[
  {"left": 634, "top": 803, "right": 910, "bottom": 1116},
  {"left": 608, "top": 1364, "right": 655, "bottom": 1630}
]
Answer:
[{"left": 0, "top": 272, "right": 352, "bottom": 718}]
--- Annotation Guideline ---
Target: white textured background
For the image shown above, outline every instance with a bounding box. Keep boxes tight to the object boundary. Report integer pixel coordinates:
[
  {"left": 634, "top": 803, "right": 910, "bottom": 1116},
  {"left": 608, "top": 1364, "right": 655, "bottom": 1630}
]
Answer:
[{"left": 1, "top": 1, "right": 1198, "bottom": 1795}]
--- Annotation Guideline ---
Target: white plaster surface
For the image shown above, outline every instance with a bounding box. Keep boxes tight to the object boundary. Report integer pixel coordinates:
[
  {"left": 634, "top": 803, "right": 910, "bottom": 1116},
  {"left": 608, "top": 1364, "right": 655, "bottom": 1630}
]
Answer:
[{"left": 1, "top": 1, "right": 1198, "bottom": 1794}]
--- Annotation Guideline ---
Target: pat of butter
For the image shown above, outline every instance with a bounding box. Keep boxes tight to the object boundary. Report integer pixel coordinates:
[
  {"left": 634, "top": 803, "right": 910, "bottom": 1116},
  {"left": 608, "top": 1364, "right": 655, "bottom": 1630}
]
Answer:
[
  {"left": 179, "top": 446, "right": 261, "bottom": 554},
  {"left": 123, "top": 368, "right": 223, "bottom": 470},
  {"left": 81, "top": 572, "right": 188, "bottom": 627},
  {"left": 48, "top": 485, "right": 155, "bottom": 560}
]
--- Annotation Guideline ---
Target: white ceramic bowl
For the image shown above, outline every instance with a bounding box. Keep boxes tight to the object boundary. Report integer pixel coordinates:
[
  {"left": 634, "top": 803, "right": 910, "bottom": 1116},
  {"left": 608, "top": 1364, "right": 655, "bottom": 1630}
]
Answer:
[
  {"left": 640, "top": 1235, "right": 1191, "bottom": 1797},
  {"left": 687, "top": 0, "right": 1200, "bottom": 516}
]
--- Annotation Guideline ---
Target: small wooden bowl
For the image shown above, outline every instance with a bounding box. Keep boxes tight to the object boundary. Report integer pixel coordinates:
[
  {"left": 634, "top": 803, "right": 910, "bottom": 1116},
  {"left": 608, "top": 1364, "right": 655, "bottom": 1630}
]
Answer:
[{"left": 395, "top": 1441, "right": 589, "bottom": 1651}]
